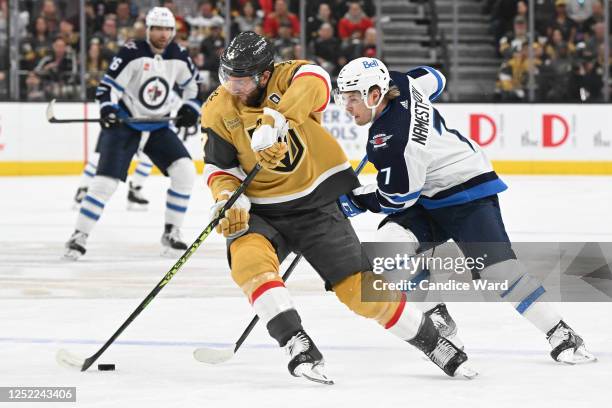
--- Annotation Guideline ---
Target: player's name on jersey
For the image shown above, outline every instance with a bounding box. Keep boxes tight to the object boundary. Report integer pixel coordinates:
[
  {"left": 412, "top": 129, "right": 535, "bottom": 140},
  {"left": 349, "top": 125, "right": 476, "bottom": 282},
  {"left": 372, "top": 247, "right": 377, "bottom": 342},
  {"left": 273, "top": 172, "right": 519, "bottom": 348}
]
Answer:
[{"left": 372, "top": 279, "right": 509, "bottom": 293}]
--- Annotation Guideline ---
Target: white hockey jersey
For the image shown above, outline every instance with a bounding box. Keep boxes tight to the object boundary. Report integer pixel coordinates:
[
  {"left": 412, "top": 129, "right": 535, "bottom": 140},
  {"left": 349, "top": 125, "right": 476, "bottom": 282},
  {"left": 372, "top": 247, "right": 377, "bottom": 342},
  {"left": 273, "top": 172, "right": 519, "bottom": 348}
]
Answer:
[
  {"left": 96, "top": 40, "right": 201, "bottom": 131},
  {"left": 352, "top": 67, "right": 507, "bottom": 213}
]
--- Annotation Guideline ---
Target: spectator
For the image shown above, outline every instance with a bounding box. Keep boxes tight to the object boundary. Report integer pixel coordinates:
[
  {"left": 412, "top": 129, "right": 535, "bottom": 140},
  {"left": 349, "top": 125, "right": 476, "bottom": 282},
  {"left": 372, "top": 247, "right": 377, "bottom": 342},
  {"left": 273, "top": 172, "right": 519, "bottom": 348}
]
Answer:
[
  {"left": 132, "top": 20, "right": 146, "bottom": 41},
  {"left": 94, "top": 15, "right": 120, "bottom": 58},
  {"left": 496, "top": 43, "right": 539, "bottom": 101},
  {"left": 188, "top": 0, "right": 225, "bottom": 44},
  {"left": 263, "top": 0, "right": 300, "bottom": 38},
  {"left": 569, "top": 44, "right": 603, "bottom": 101},
  {"left": 83, "top": 1, "right": 101, "bottom": 40},
  {"left": 546, "top": 28, "right": 576, "bottom": 60},
  {"left": 21, "top": 17, "right": 53, "bottom": 71},
  {"left": 311, "top": 22, "right": 342, "bottom": 75},
  {"left": 39, "top": 0, "right": 61, "bottom": 35},
  {"left": 58, "top": 19, "right": 80, "bottom": 52},
  {"left": 342, "top": 26, "right": 378, "bottom": 60},
  {"left": 163, "top": 1, "right": 190, "bottom": 42},
  {"left": 499, "top": 16, "right": 529, "bottom": 59},
  {"left": 306, "top": 2, "right": 337, "bottom": 42},
  {"left": 116, "top": 1, "right": 136, "bottom": 30},
  {"left": 273, "top": 20, "right": 299, "bottom": 61},
  {"left": 581, "top": 0, "right": 604, "bottom": 35},
  {"left": 85, "top": 38, "right": 109, "bottom": 99},
  {"left": 25, "top": 71, "right": 45, "bottom": 101},
  {"left": 34, "top": 36, "right": 78, "bottom": 98},
  {"left": 338, "top": 1, "right": 373, "bottom": 41},
  {"left": 234, "top": 1, "right": 262, "bottom": 34},
  {"left": 548, "top": 0, "right": 577, "bottom": 44},
  {"left": 543, "top": 41, "right": 575, "bottom": 100},
  {"left": 200, "top": 19, "right": 225, "bottom": 74},
  {"left": 566, "top": 0, "right": 596, "bottom": 24},
  {"left": 534, "top": 0, "right": 557, "bottom": 36},
  {"left": 585, "top": 22, "right": 605, "bottom": 54},
  {"left": 491, "top": 0, "right": 521, "bottom": 43}
]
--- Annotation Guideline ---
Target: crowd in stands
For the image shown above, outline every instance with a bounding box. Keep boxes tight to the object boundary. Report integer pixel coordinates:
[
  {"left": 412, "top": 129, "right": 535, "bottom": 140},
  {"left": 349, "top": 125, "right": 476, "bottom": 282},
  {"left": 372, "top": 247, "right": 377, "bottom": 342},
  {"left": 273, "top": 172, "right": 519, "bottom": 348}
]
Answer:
[
  {"left": 489, "top": 0, "right": 610, "bottom": 102},
  {"left": 0, "top": 0, "right": 379, "bottom": 101}
]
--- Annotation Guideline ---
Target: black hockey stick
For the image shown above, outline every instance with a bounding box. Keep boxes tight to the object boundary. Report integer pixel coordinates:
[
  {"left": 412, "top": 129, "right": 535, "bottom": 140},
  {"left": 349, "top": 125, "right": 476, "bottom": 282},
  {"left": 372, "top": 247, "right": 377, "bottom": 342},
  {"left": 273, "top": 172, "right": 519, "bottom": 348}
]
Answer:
[
  {"left": 194, "top": 155, "right": 369, "bottom": 364},
  {"left": 57, "top": 163, "right": 262, "bottom": 372},
  {"left": 46, "top": 99, "right": 180, "bottom": 124}
]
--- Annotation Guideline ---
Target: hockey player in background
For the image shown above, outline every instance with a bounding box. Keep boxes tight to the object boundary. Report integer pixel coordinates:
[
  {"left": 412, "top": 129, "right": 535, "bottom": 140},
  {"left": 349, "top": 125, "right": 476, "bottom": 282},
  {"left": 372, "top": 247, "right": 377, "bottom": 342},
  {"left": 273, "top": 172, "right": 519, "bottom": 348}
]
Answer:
[
  {"left": 334, "top": 57, "right": 596, "bottom": 364},
  {"left": 64, "top": 7, "right": 202, "bottom": 260},
  {"left": 202, "top": 31, "right": 477, "bottom": 385}
]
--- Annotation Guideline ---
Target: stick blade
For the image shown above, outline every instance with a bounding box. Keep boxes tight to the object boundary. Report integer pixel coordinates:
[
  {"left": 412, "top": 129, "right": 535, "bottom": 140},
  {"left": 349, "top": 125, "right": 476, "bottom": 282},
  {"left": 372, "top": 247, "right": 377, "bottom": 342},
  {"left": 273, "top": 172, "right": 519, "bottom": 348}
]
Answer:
[
  {"left": 56, "top": 348, "right": 86, "bottom": 370},
  {"left": 193, "top": 347, "right": 235, "bottom": 364},
  {"left": 46, "top": 99, "right": 57, "bottom": 122}
]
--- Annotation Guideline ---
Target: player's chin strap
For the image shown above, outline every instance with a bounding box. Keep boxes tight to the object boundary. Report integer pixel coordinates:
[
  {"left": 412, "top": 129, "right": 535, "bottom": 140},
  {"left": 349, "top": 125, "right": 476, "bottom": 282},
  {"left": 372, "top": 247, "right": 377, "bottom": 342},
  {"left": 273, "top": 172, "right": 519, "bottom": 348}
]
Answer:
[{"left": 365, "top": 94, "right": 384, "bottom": 124}]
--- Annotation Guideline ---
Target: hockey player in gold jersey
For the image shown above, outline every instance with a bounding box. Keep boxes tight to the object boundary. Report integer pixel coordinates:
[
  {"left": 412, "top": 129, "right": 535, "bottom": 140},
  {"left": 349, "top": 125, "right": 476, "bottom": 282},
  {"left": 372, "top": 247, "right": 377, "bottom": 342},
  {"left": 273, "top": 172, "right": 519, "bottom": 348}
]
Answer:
[{"left": 202, "top": 32, "right": 476, "bottom": 384}]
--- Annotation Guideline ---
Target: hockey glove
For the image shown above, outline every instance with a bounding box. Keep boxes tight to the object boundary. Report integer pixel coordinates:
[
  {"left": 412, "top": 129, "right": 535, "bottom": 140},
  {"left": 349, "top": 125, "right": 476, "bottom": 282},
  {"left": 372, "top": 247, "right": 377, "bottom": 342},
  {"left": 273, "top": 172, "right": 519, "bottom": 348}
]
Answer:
[
  {"left": 100, "top": 105, "right": 119, "bottom": 129},
  {"left": 175, "top": 104, "right": 200, "bottom": 129},
  {"left": 251, "top": 107, "right": 289, "bottom": 169},
  {"left": 210, "top": 190, "right": 251, "bottom": 238},
  {"left": 338, "top": 193, "right": 366, "bottom": 217}
]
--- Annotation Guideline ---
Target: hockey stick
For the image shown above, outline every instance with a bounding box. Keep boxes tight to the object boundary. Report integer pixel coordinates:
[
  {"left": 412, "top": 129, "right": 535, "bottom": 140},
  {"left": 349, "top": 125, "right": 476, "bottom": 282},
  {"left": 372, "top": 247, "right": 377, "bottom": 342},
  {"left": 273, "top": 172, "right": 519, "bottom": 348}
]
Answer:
[
  {"left": 194, "top": 155, "right": 369, "bottom": 364},
  {"left": 46, "top": 99, "right": 180, "bottom": 124},
  {"left": 56, "top": 163, "right": 262, "bottom": 372}
]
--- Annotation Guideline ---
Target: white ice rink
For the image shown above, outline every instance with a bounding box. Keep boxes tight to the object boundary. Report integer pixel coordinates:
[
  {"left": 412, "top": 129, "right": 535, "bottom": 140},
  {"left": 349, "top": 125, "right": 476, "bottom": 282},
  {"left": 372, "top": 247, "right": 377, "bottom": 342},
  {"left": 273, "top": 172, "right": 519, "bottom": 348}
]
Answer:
[{"left": 1, "top": 174, "right": 611, "bottom": 408}]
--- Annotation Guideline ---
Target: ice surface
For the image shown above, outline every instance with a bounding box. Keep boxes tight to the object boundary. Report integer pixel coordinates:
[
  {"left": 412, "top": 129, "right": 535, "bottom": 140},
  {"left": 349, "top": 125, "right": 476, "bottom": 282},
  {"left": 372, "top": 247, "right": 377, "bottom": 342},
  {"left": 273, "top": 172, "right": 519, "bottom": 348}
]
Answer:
[{"left": 1, "top": 175, "right": 611, "bottom": 408}]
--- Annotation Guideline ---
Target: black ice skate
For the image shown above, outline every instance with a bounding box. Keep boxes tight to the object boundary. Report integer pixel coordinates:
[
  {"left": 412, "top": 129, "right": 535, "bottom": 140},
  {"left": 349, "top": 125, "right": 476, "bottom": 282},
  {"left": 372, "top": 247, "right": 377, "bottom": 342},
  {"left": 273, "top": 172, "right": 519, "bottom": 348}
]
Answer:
[
  {"left": 161, "top": 224, "right": 188, "bottom": 256},
  {"left": 409, "top": 316, "right": 477, "bottom": 379},
  {"left": 425, "top": 303, "right": 464, "bottom": 350},
  {"left": 73, "top": 186, "right": 88, "bottom": 209},
  {"left": 285, "top": 330, "right": 334, "bottom": 385},
  {"left": 127, "top": 181, "right": 149, "bottom": 211},
  {"left": 63, "top": 230, "right": 88, "bottom": 260},
  {"left": 547, "top": 320, "right": 597, "bottom": 364}
]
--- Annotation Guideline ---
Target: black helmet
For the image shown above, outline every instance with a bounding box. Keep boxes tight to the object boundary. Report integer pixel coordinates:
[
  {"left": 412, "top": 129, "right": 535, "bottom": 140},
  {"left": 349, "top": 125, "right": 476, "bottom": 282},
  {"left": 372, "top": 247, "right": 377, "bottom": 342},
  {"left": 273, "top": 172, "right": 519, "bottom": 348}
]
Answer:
[{"left": 219, "top": 31, "right": 275, "bottom": 78}]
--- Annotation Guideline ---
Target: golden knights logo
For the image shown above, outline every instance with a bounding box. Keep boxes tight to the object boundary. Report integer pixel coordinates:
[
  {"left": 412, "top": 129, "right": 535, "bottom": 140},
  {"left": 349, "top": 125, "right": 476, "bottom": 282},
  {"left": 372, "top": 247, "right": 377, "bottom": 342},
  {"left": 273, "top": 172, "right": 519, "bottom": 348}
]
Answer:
[{"left": 247, "top": 127, "right": 305, "bottom": 173}]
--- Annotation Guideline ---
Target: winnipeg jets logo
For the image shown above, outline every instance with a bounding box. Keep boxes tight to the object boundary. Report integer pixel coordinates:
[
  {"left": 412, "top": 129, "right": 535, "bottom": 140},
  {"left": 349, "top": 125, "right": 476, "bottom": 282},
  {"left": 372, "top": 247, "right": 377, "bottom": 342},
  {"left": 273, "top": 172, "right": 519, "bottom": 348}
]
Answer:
[
  {"left": 369, "top": 133, "right": 392, "bottom": 149},
  {"left": 400, "top": 100, "right": 409, "bottom": 110},
  {"left": 139, "top": 76, "right": 169, "bottom": 110}
]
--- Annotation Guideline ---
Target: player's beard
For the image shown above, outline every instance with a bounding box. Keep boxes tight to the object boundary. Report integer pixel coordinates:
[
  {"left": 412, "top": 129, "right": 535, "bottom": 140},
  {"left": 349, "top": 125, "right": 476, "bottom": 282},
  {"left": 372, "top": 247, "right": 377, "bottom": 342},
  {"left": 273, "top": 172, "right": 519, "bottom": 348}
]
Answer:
[{"left": 243, "top": 84, "right": 267, "bottom": 107}]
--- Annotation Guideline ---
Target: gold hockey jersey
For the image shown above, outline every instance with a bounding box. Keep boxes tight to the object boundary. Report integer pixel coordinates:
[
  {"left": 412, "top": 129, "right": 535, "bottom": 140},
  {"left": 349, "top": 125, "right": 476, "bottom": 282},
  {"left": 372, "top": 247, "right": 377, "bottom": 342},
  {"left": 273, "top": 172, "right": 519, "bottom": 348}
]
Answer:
[{"left": 201, "top": 60, "right": 359, "bottom": 215}]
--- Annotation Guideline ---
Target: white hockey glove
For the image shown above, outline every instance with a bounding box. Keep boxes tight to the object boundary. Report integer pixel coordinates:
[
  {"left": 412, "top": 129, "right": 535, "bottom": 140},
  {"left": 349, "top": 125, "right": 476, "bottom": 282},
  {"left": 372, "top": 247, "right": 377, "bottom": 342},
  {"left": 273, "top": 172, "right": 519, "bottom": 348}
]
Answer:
[
  {"left": 251, "top": 108, "right": 289, "bottom": 169},
  {"left": 210, "top": 190, "right": 251, "bottom": 239}
]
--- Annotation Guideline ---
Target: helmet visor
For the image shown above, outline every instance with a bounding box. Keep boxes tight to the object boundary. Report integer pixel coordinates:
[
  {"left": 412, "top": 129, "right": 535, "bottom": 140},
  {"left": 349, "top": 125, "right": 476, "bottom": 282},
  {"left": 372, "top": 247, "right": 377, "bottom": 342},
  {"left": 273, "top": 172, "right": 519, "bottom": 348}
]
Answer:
[
  {"left": 219, "top": 68, "right": 258, "bottom": 96},
  {"left": 333, "top": 88, "right": 365, "bottom": 108}
]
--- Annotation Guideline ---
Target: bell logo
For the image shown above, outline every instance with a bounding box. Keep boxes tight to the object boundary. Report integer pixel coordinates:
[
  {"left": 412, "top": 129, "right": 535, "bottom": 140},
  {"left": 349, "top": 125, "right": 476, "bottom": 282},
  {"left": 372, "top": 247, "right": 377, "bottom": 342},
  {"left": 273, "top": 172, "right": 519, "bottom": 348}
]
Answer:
[
  {"left": 542, "top": 114, "right": 569, "bottom": 147},
  {"left": 362, "top": 60, "right": 379, "bottom": 69},
  {"left": 469, "top": 114, "right": 497, "bottom": 146}
]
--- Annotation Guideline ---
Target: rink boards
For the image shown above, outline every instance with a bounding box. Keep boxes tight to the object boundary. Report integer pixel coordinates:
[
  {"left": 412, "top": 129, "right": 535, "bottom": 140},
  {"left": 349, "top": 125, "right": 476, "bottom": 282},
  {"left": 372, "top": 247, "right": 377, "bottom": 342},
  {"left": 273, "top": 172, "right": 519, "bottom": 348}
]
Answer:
[{"left": 0, "top": 102, "right": 611, "bottom": 175}]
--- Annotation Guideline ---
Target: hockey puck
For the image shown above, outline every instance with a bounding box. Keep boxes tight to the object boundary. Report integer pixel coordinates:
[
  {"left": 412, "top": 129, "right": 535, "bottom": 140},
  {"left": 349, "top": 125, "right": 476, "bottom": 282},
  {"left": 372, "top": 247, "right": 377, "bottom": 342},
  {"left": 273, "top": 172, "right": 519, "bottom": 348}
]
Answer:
[{"left": 97, "top": 364, "right": 115, "bottom": 371}]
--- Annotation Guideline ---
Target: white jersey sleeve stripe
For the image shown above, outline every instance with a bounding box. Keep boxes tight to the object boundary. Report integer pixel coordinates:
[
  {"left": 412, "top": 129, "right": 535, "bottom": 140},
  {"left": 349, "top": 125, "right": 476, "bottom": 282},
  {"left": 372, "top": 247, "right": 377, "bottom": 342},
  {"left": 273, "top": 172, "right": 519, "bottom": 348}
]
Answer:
[{"left": 292, "top": 64, "right": 332, "bottom": 112}]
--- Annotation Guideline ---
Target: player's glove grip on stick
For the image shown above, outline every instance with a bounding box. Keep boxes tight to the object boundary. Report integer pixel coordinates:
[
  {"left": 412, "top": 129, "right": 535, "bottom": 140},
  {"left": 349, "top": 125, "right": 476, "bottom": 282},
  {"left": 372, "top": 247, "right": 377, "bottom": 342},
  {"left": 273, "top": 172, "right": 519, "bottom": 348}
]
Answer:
[
  {"left": 251, "top": 108, "right": 289, "bottom": 169},
  {"left": 210, "top": 190, "right": 251, "bottom": 238},
  {"left": 338, "top": 193, "right": 365, "bottom": 217},
  {"left": 100, "top": 105, "right": 120, "bottom": 129}
]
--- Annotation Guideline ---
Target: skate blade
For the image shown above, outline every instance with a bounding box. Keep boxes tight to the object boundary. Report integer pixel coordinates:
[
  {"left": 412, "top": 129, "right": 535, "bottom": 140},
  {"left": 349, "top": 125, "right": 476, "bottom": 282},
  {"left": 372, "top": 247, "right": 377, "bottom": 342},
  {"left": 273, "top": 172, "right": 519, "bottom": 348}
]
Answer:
[
  {"left": 557, "top": 348, "right": 598, "bottom": 365},
  {"left": 127, "top": 202, "right": 148, "bottom": 212},
  {"left": 160, "top": 247, "right": 185, "bottom": 258},
  {"left": 62, "top": 250, "right": 82, "bottom": 261},
  {"left": 294, "top": 363, "right": 335, "bottom": 385},
  {"left": 454, "top": 363, "right": 479, "bottom": 379}
]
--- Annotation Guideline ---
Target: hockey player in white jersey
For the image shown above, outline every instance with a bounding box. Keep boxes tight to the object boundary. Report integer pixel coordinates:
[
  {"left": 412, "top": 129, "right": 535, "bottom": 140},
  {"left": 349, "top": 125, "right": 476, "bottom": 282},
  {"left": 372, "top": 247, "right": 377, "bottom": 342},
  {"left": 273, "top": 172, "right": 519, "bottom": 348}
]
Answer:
[
  {"left": 334, "top": 57, "right": 596, "bottom": 365},
  {"left": 64, "top": 7, "right": 202, "bottom": 260}
]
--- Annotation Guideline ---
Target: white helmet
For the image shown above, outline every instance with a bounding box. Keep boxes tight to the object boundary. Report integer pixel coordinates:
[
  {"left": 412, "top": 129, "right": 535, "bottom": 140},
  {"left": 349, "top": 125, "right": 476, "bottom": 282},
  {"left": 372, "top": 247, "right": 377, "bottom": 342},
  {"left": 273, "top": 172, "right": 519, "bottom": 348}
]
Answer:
[
  {"left": 334, "top": 57, "right": 390, "bottom": 110},
  {"left": 145, "top": 7, "right": 176, "bottom": 43}
]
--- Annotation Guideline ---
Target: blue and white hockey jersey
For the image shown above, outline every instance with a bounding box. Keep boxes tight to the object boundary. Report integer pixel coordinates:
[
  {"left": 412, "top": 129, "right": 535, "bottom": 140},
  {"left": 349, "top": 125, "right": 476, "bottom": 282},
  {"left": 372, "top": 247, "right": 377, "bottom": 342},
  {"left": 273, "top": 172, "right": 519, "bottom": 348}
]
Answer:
[
  {"left": 352, "top": 67, "right": 507, "bottom": 213},
  {"left": 96, "top": 40, "right": 201, "bottom": 131}
]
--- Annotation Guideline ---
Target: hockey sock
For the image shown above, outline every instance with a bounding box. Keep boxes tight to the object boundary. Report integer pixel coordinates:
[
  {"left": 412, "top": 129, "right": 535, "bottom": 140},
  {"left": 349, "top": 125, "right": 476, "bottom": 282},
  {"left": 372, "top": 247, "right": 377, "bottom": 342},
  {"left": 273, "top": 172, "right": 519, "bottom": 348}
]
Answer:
[
  {"left": 75, "top": 175, "right": 119, "bottom": 234},
  {"left": 78, "top": 158, "right": 99, "bottom": 188},
  {"left": 130, "top": 158, "right": 154, "bottom": 189},
  {"left": 249, "top": 279, "right": 303, "bottom": 346},
  {"left": 481, "top": 259, "right": 562, "bottom": 334},
  {"left": 165, "top": 158, "right": 195, "bottom": 227},
  {"left": 384, "top": 293, "right": 425, "bottom": 341}
]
